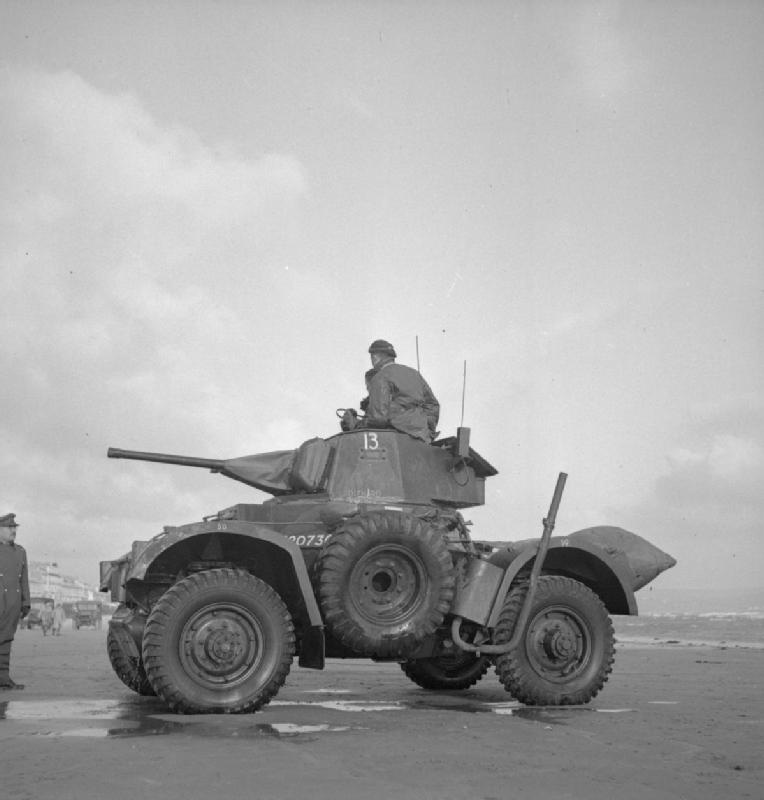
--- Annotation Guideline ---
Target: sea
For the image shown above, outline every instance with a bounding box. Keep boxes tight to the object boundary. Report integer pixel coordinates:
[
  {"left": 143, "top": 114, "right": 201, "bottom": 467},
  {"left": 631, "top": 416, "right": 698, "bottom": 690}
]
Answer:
[
  {"left": 615, "top": 586, "right": 764, "bottom": 649},
  {"left": 614, "top": 612, "right": 764, "bottom": 649}
]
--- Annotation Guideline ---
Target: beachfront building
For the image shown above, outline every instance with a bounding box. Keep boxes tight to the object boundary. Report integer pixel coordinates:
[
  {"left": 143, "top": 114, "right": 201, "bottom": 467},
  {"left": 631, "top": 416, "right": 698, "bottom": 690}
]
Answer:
[{"left": 27, "top": 562, "right": 98, "bottom": 603}]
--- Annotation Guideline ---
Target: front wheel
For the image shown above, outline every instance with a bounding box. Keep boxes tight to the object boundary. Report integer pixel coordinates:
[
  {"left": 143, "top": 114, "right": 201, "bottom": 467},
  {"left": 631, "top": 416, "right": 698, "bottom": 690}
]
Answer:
[
  {"left": 493, "top": 576, "right": 615, "bottom": 705},
  {"left": 142, "top": 569, "right": 295, "bottom": 714}
]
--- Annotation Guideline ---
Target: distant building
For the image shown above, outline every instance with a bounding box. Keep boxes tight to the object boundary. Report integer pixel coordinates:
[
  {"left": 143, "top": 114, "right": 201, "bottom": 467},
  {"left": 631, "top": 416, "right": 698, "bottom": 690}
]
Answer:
[{"left": 27, "top": 562, "right": 98, "bottom": 603}]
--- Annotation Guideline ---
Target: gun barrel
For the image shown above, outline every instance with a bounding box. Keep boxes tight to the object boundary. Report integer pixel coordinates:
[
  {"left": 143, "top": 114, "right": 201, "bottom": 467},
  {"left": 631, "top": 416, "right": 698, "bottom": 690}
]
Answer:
[{"left": 107, "top": 448, "right": 225, "bottom": 471}]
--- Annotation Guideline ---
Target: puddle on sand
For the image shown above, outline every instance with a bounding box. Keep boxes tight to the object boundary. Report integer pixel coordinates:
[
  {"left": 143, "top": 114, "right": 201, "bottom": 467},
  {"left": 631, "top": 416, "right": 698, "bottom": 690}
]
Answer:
[
  {"left": 30, "top": 721, "right": 353, "bottom": 740},
  {"left": 0, "top": 698, "right": 165, "bottom": 722},
  {"left": 0, "top": 695, "right": 635, "bottom": 738},
  {"left": 502, "top": 707, "right": 579, "bottom": 725},
  {"left": 272, "top": 699, "right": 403, "bottom": 713},
  {"left": 397, "top": 697, "right": 635, "bottom": 723},
  {"left": 0, "top": 699, "right": 355, "bottom": 741},
  {"left": 479, "top": 706, "right": 633, "bottom": 724},
  {"left": 403, "top": 698, "right": 520, "bottom": 714}
]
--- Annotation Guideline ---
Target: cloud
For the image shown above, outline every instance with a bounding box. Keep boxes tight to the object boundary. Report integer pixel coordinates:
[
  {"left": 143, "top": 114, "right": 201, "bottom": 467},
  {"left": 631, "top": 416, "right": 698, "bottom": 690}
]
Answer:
[
  {"left": 0, "top": 65, "right": 309, "bottom": 387},
  {"left": 0, "top": 68, "right": 307, "bottom": 290},
  {"left": 620, "top": 395, "right": 764, "bottom": 589},
  {"left": 333, "top": 84, "right": 375, "bottom": 120},
  {"left": 0, "top": 66, "right": 314, "bottom": 574},
  {"left": 656, "top": 397, "right": 764, "bottom": 509},
  {"left": 2, "top": 67, "right": 306, "bottom": 213},
  {"left": 568, "top": 3, "right": 647, "bottom": 101}
]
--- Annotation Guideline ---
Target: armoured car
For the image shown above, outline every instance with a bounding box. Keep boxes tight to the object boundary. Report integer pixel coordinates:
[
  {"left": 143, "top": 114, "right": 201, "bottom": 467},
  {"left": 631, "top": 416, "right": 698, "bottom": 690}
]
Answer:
[{"left": 101, "top": 425, "right": 675, "bottom": 713}]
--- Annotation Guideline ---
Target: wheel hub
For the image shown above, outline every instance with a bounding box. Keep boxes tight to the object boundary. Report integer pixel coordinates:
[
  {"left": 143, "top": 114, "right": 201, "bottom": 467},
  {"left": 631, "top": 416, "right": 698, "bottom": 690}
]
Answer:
[
  {"left": 543, "top": 625, "right": 577, "bottom": 659},
  {"left": 181, "top": 606, "right": 262, "bottom": 685},
  {"left": 527, "top": 609, "right": 588, "bottom": 679},
  {"left": 351, "top": 546, "right": 426, "bottom": 623},
  {"left": 203, "top": 625, "right": 240, "bottom": 664}
]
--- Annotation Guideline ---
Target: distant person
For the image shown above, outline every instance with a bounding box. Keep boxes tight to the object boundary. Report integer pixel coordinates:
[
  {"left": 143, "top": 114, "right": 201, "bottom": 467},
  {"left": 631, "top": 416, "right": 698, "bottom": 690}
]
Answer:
[
  {"left": 52, "top": 604, "right": 65, "bottom": 636},
  {"left": 0, "top": 513, "right": 30, "bottom": 690},
  {"left": 363, "top": 339, "right": 440, "bottom": 442},
  {"left": 41, "top": 601, "right": 54, "bottom": 636}
]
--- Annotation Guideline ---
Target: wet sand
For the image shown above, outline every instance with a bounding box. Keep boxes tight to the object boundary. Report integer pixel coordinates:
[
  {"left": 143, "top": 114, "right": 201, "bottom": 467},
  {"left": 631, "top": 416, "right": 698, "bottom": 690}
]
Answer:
[{"left": 1, "top": 625, "right": 761, "bottom": 800}]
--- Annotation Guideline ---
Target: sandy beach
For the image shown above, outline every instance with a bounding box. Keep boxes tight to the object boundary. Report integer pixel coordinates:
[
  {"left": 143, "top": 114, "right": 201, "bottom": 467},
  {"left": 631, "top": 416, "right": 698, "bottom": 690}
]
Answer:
[{"left": 1, "top": 619, "right": 761, "bottom": 800}]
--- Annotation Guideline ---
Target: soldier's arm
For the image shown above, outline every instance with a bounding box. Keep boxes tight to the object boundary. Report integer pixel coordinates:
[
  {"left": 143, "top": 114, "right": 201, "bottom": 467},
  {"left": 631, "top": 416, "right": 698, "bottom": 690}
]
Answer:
[
  {"left": 365, "top": 374, "right": 392, "bottom": 427},
  {"left": 20, "top": 552, "right": 30, "bottom": 614},
  {"left": 422, "top": 381, "right": 440, "bottom": 425}
]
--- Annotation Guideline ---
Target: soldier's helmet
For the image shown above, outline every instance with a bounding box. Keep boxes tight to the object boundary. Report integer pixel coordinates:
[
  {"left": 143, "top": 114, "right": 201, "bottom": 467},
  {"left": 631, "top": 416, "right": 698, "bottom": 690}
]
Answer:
[
  {"left": 368, "top": 339, "right": 396, "bottom": 358},
  {"left": 0, "top": 513, "right": 17, "bottom": 527}
]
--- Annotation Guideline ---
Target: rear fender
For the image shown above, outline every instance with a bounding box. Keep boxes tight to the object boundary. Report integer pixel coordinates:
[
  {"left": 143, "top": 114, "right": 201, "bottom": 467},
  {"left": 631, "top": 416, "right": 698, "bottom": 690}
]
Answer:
[{"left": 486, "top": 536, "right": 639, "bottom": 627}]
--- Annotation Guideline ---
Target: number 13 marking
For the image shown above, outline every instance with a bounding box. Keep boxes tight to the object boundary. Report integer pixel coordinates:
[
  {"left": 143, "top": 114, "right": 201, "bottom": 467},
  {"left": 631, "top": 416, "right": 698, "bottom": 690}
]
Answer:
[{"left": 364, "top": 432, "right": 379, "bottom": 450}]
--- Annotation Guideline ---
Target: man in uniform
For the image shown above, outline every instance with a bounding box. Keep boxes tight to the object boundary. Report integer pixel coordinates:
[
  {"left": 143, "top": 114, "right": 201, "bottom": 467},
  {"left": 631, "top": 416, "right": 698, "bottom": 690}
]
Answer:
[
  {"left": 363, "top": 339, "right": 440, "bottom": 443},
  {"left": 0, "top": 513, "right": 30, "bottom": 689},
  {"left": 359, "top": 367, "right": 376, "bottom": 414}
]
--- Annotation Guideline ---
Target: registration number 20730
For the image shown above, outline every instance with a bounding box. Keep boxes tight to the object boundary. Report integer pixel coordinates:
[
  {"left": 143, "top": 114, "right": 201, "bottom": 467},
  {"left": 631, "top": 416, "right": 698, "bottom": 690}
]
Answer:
[{"left": 287, "top": 533, "right": 332, "bottom": 548}]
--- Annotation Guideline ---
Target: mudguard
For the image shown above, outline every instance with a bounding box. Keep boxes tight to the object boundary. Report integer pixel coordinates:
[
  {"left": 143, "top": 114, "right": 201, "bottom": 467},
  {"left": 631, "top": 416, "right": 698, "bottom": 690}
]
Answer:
[
  {"left": 485, "top": 526, "right": 676, "bottom": 626},
  {"left": 125, "top": 519, "right": 325, "bottom": 668}
]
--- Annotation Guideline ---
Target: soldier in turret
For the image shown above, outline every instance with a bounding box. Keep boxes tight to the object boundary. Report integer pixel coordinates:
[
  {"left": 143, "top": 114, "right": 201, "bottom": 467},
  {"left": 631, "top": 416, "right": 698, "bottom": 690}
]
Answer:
[
  {"left": 0, "top": 513, "right": 30, "bottom": 690},
  {"left": 359, "top": 367, "right": 376, "bottom": 414},
  {"left": 363, "top": 340, "right": 440, "bottom": 443}
]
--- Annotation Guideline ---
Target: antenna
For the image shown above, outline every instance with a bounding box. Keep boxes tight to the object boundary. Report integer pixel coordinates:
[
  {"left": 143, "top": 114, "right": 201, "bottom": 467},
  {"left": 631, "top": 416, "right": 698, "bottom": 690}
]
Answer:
[
  {"left": 454, "top": 359, "right": 470, "bottom": 459},
  {"left": 460, "top": 360, "right": 467, "bottom": 427},
  {"left": 415, "top": 335, "right": 421, "bottom": 373}
]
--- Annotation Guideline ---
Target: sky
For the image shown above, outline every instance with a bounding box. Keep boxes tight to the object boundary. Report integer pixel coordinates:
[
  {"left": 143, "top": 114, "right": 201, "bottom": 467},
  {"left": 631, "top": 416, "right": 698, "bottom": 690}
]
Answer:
[{"left": 1, "top": 1, "right": 762, "bottom": 609}]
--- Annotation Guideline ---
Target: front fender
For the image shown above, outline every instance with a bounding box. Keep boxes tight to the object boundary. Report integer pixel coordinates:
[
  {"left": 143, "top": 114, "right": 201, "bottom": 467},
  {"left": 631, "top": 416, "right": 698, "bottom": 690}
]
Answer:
[{"left": 127, "top": 519, "right": 323, "bottom": 629}]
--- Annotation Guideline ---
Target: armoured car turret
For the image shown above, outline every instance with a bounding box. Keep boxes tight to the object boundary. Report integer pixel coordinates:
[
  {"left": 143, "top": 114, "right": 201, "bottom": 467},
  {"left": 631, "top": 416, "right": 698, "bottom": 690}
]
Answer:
[{"left": 101, "top": 425, "right": 675, "bottom": 714}]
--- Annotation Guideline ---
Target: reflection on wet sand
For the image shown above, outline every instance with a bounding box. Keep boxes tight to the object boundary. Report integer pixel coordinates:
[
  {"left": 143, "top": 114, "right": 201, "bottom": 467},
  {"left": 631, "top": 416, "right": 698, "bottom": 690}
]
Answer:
[{"left": 0, "top": 695, "right": 636, "bottom": 740}]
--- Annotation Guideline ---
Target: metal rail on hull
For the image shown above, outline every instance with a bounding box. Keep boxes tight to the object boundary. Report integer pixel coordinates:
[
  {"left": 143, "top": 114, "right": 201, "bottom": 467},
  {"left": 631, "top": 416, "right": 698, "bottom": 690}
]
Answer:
[{"left": 451, "top": 472, "right": 567, "bottom": 655}]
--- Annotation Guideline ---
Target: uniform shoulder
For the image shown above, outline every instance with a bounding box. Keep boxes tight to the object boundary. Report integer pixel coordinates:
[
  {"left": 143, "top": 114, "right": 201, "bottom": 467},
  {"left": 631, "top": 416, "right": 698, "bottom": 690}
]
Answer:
[{"left": 387, "top": 362, "right": 417, "bottom": 377}]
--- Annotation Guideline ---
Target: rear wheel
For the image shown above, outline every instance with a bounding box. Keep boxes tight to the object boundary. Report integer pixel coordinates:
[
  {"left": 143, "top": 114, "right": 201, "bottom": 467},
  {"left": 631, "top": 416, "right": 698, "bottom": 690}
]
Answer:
[
  {"left": 317, "top": 511, "right": 456, "bottom": 658},
  {"left": 142, "top": 569, "right": 295, "bottom": 714},
  {"left": 401, "top": 651, "right": 490, "bottom": 690},
  {"left": 494, "top": 576, "right": 615, "bottom": 705}
]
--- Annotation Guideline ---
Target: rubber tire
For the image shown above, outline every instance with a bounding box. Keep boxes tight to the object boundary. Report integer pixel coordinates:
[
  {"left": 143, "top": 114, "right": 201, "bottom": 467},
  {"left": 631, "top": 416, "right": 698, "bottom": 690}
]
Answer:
[
  {"left": 317, "top": 511, "right": 456, "bottom": 658},
  {"left": 494, "top": 576, "right": 615, "bottom": 705},
  {"left": 401, "top": 651, "right": 490, "bottom": 691},
  {"left": 142, "top": 569, "right": 295, "bottom": 714},
  {"left": 106, "top": 628, "right": 156, "bottom": 696}
]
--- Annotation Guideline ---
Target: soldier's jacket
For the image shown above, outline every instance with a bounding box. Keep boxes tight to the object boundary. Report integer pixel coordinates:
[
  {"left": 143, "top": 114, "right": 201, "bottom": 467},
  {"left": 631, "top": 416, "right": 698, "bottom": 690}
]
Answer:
[
  {"left": 366, "top": 362, "right": 440, "bottom": 443},
  {"left": 0, "top": 542, "right": 30, "bottom": 643}
]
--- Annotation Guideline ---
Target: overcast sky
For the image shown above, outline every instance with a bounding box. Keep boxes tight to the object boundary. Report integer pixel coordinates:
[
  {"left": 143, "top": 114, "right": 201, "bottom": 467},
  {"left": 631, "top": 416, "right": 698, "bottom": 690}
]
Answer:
[{"left": 1, "top": 2, "right": 762, "bottom": 605}]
